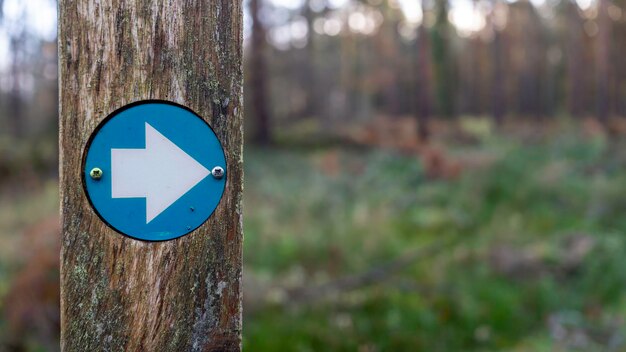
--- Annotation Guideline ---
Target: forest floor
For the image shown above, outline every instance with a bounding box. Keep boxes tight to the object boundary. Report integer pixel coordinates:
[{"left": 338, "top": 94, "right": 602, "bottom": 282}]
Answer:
[{"left": 2, "top": 119, "right": 626, "bottom": 351}]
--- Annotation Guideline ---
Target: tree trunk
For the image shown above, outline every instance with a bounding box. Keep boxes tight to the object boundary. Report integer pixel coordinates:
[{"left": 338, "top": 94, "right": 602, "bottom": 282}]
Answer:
[
  {"left": 432, "top": 0, "right": 455, "bottom": 118},
  {"left": 490, "top": 2, "right": 505, "bottom": 125},
  {"left": 566, "top": 0, "right": 584, "bottom": 117},
  {"left": 9, "top": 35, "right": 24, "bottom": 138},
  {"left": 59, "top": 1, "right": 243, "bottom": 351},
  {"left": 250, "top": 0, "right": 272, "bottom": 145},
  {"left": 302, "top": 0, "right": 319, "bottom": 120},
  {"left": 596, "top": 0, "right": 611, "bottom": 124},
  {"left": 415, "top": 4, "right": 433, "bottom": 142}
]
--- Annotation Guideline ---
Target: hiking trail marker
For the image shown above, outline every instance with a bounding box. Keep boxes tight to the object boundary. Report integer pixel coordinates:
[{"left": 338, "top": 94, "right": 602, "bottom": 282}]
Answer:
[
  {"left": 59, "top": 1, "right": 243, "bottom": 350},
  {"left": 83, "top": 102, "right": 227, "bottom": 241}
]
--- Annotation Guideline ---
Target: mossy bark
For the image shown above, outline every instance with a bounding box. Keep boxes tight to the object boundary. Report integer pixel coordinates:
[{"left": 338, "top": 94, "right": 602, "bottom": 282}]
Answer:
[{"left": 59, "top": 1, "right": 243, "bottom": 351}]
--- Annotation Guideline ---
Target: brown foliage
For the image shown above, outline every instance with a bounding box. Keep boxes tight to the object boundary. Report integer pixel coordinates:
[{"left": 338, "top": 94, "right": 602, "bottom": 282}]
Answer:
[
  {"left": 418, "top": 145, "right": 463, "bottom": 180},
  {"left": 344, "top": 116, "right": 463, "bottom": 179},
  {"left": 582, "top": 117, "right": 607, "bottom": 139},
  {"left": 3, "top": 215, "right": 60, "bottom": 351},
  {"left": 345, "top": 116, "right": 422, "bottom": 153}
]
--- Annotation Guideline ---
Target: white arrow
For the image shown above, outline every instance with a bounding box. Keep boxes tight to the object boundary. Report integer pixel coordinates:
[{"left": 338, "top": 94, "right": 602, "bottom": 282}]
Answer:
[{"left": 111, "top": 122, "right": 210, "bottom": 224}]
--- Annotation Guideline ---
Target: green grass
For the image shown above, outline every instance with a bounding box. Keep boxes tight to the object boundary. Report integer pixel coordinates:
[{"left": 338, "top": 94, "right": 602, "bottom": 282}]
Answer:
[{"left": 243, "top": 130, "right": 626, "bottom": 351}]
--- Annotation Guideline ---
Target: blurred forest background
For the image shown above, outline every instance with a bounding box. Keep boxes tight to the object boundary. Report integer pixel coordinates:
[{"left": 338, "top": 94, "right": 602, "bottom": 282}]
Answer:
[{"left": 2, "top": 0, "right": 626, "bottom": 350}]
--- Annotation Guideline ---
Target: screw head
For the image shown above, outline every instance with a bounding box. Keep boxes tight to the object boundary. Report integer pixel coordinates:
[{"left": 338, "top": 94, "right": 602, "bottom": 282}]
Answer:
[
  {"left": 90, "top": 167, "right": 103, "bottom": 180},
  {"left": 211, "top": 166, "right": 225, "bottom": 179}
]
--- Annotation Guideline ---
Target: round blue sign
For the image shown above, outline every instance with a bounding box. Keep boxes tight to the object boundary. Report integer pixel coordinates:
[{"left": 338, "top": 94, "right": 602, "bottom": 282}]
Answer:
[{"left": 83, "top": 101, "right": 226, "bottom": 241}]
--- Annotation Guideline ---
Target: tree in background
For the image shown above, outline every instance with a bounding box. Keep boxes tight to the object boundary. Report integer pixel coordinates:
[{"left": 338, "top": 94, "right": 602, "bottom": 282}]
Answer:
[
  {"left": 9, "top": 32, "right": 25, "bottom": 138},
  {"left": 239, "top": 0, "right": 626, "bottom": 139},
  {"left": 431, "top": 0, "right": 456, "bottom": 118},
  {"left": 490, "top": 0, "right": 506, "bottom": 125},
  {"left": 375, "top": 1, "right": 404, "bottom": 116},
  {"left": 596, "top": 0, "right": 612, "bottom": 124},
  {"left": 564, "top": 0, "right": 585, "bottom": 117},
  {"left": 612, "top": 0, "right": 626, "bottom": 116},
  {"left": 302, "top": 0, "right": 325, "bottom": 122},
  {"left": 500, "top": 0, "right": 544, "bottom": 118},
  {"left": 4, "top": 6, "right": 27, "bottom": 138},
  {"left": 415, "top": 0, "right": 433, "bottom": 140},
  {"left": 0, "top": 2, "right": 57, "bottom": 142},
  {"left": 250, "top": 0, "right": 273, "bottom": 145}
]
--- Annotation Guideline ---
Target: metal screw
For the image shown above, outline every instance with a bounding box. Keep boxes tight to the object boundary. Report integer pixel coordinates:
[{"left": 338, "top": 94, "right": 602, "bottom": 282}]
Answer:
[
  {"left": 211, "top": 166, "right": 225, "bottom": 179},
  {"left": 90, "top": 167, "right": 103, "bottom": 180}
]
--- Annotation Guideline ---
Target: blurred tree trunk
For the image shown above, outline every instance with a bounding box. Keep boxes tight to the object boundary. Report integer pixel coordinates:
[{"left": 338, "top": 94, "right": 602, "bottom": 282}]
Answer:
[
  {"left": 490, "top": 2, "right": 505, "bottom": 125},
  {"left": 566, "top": 0, "right": 584, "bottom": 117},
  {"left": 613, "top": 2, "right": 626, "bottom": 116},
  {"left": 432, "top": 0, "right": 455, "bottom": 118},
  {"left": 515, "top": 1, "right": 545, "bottom": 119},
  {"left": 250, "top": 0, "right": 272, "bottom": 144},
  {"left": 303, "top": 0, "right": 315, "bottom": 117},
  {"left": 596, "top": 0, "right": 611, "bottom": 124},
  {"left": 9, "top": 35, "right": 24, "bottom": 138},
  {"left": 462, "top": 0, "right": 482, "bottom": 117},
  {"left": 302, "top": 0, "right": 323, "bottom": 124},
  {"left": 379, "top": 4, "right": 402, "bottom": 116},
  {"left": 415, "top": 0, "right": 433, "bottom": 141},
  {"left": 340, "top": 23, "right": 355, "bottom": 123},
  {"left": 462, "top": 38, "right": 481, "bottom": 116}
]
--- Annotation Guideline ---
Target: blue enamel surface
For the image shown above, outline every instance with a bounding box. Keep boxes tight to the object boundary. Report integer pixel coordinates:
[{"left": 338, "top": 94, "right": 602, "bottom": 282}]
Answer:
[{"left": 83, "top": 101, "right": 226, "bottom": 241}]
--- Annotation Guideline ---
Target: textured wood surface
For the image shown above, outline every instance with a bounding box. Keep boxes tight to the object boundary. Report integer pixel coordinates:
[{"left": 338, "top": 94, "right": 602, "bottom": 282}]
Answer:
[{"left": 59, "top": 1, "right": 243, "bottom": 350}]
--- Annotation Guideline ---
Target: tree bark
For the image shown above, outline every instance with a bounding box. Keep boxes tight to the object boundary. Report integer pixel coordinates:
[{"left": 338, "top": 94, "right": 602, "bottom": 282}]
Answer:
[{"left": 59, "top": 1, "right": 243, "bottom": 351}]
